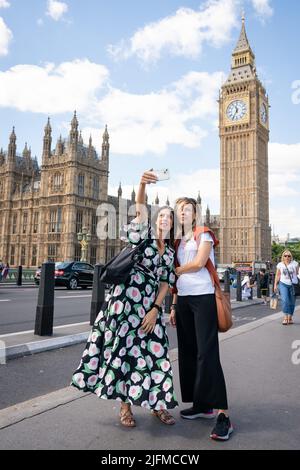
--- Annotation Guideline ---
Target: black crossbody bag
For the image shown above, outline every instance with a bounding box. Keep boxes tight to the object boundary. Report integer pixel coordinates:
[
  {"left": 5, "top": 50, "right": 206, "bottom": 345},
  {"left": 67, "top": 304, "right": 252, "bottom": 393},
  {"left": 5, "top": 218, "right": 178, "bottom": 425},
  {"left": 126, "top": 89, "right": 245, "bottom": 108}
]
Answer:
[
  {"left": 99, "top": 225, "right": 151, "bottom": 285},
  {"left": 285, "top": 264, "right": 300, "bottom": 297}
]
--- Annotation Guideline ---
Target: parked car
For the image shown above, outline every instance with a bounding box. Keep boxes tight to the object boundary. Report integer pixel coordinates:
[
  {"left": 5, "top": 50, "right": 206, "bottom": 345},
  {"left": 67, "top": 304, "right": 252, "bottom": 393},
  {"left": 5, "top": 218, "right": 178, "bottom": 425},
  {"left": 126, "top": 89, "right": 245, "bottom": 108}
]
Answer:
[{"left": 34, "top": 261, "right": 95, "bottom": 290}]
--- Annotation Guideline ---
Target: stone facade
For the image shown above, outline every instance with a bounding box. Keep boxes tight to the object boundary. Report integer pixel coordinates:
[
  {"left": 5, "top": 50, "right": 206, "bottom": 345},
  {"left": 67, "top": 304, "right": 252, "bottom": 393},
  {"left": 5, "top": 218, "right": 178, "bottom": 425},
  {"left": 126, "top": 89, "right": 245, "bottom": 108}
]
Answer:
[
  {"left": 0, "top": 113, "right": 110, "bottom": 267},
  {"left": 0, "top": 116, "right": 181, "bottom": 268},
  {"left": 219, "top": 18, "right": 271, "bottom": 264}
]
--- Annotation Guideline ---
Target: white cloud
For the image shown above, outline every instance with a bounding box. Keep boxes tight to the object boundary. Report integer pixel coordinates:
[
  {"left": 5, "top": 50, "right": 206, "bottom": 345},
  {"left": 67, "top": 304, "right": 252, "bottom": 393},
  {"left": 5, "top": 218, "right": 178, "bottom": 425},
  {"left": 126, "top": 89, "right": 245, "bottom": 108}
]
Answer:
[
  {"left": 251, "top": 0, "right": 273, "bottom": 20},
  {"left": 0, "top": 57, "right": 224, "bottom": 155},
  {"left": 268, "top": 142, "right": 300, "bottom": 237},
  {"left": 270, "top": 206, "right": 300, "bottom": 239},
  {"left": 0, "top": 59, "right": 109, "bottom": 113},
  {"left": 0, "top": 0, "right": 10, "bottom": 8},
  {"left": 46, "top": 0, "right": 68, "bottom": 21},
  {"left": 108, "top": 0, "right": 239, "bottom": 63},
  {"left": 0, "top": 17, "right": 12, "bottom": 55},
  {"left": 82, "top": 71, "right": 224, "bottom": 155},
  {"left": 269, "top": 142, "right": 300, "bottom": 175}
]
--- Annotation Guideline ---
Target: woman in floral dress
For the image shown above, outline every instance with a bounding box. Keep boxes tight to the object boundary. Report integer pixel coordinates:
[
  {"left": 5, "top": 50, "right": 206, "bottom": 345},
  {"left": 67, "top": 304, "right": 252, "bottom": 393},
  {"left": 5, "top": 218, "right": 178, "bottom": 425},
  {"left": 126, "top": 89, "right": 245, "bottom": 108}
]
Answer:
[{"left": 71, "top": 171, "right": 178, "bottom": 427}]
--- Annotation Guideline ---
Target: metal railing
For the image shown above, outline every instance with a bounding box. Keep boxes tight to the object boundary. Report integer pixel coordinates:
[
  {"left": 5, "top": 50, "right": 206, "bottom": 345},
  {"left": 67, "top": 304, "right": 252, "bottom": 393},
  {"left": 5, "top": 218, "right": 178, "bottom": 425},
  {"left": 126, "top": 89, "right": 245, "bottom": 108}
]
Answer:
[{"left": 0, "top": 268, "right": 36, "bottom": 284}]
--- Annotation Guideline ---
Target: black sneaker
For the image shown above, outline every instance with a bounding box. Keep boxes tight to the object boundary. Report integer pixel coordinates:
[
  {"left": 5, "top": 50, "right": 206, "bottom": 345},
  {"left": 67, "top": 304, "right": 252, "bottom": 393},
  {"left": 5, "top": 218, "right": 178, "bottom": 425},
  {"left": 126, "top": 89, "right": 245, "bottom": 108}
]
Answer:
[
  {"left": 210, "top": 413, "right": 233, "bottom": 441},
  {"left": 180, "top": 407, "right": 216, "bottom": 420}
]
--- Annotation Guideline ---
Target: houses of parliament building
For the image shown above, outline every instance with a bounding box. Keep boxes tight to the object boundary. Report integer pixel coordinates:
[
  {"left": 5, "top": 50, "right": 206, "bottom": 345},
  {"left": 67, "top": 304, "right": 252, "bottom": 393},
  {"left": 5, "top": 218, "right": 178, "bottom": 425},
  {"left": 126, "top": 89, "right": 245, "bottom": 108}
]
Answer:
[{"left": 0, "top": 17, "right": 271, "bottom": 268}]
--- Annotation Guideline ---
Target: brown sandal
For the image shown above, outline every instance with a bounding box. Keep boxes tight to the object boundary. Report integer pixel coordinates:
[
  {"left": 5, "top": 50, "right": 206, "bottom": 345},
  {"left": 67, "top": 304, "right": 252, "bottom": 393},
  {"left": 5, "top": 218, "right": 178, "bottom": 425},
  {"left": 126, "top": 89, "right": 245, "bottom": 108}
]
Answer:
[
  {"left": 119, "top": 407, "right": 136, "bottom": 428},
  {"left": 151, "top": 409, "right": 175, "bottom": 425},
  {"left": 288, "top": 317, "right": 294, "bottom": 325}
]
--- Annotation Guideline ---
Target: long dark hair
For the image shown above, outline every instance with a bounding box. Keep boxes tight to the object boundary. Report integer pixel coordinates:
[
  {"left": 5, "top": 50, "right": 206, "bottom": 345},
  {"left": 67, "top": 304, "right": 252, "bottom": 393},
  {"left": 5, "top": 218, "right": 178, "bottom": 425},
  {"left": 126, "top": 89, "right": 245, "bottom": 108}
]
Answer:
[{"left": 153, "top": 205, "right": 175, "bottom": 248}]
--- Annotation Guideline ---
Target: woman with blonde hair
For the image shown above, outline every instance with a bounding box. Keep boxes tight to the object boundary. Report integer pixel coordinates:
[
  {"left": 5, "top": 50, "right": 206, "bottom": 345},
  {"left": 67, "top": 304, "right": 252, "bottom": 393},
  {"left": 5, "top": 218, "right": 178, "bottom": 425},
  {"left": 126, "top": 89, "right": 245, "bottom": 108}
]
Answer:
[{"left": 274, "top": 250, "right": 299, "bottom": 325}]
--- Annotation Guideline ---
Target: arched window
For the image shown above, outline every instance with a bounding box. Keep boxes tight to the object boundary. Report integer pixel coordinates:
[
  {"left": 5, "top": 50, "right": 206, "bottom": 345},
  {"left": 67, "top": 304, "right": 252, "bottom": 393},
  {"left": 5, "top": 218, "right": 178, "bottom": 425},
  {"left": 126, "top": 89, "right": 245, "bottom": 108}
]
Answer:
[
  {"left": 78, "top": 174, "right": 85, "bottom": 196},
  {"left": 52, "top": 172, "right": 63, "bottom": 191},
  {"left": 93, "top": 176, "right": 99, "bottom": 199}
]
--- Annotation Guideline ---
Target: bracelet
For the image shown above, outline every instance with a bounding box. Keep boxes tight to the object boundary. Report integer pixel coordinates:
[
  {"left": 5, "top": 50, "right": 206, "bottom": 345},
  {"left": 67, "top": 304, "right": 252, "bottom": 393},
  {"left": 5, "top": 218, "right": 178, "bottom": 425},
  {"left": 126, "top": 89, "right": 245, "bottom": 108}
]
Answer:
[
  {"left": 171, "top": 304, "right": 177, "bottom": 310},
  {"left": 153, "top": 303, "right": 161, "bottom": 312}
]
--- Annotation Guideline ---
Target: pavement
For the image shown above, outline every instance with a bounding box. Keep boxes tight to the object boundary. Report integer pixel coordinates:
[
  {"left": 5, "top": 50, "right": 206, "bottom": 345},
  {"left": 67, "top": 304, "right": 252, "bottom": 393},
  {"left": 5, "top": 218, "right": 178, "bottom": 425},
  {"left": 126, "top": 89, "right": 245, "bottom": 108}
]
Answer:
[
  {"left": 0, "top": 297, "right": 264, "bottom": 361},
  {"left": 0, "top": 305, "right": 300, "bottom": 450},
  {"left": 0, "top": 283, "right": 36, "bottom": 288}
]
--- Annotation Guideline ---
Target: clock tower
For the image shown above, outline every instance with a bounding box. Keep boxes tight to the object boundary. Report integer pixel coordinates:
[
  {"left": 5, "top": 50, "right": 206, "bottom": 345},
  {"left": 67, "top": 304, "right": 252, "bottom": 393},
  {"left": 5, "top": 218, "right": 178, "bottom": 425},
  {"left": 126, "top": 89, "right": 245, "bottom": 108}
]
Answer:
[{"left": 219, "top": 16, "right": 271, "bottom": 265}]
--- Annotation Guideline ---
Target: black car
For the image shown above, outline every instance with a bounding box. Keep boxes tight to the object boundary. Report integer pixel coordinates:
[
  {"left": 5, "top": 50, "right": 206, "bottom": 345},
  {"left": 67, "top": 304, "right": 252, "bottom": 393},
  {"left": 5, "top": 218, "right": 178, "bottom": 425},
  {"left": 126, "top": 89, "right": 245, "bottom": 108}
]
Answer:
[{"left": 34, "top": 261, "right": 95, "bottom": 290}]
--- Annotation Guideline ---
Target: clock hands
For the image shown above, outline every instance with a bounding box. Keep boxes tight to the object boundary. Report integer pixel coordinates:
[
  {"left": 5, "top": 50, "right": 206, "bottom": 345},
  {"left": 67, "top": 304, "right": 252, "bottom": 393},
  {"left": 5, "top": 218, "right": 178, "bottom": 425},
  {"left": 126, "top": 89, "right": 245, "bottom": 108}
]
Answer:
[
  {"left": 233, "top": 105, "right": 239, "bottom": 120},
  {"left": 227, "top": 100, "right": 246, "bottom": 121}
]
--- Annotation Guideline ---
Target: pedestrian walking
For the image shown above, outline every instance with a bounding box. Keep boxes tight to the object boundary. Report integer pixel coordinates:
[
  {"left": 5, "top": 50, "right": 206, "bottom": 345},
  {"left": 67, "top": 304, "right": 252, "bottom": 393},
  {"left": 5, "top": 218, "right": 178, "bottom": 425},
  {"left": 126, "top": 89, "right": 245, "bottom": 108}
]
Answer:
[
  {"left": 169, "top": 197, "right": 233, "bottom": 441},
  {"left": 71, "top": 170, "right": 178, "bottom": 427},
  {"left": 1, "top": 263, "right": 10, "bottom": 281},
  {"left": 274, "top": 250, "right": 299, "bottom": 325},
  {"left": 0, "top": 260, "right": 3, "bottom": 282},
  {"left": 258, "top": 268, "right": 269, "bottom": 304}
]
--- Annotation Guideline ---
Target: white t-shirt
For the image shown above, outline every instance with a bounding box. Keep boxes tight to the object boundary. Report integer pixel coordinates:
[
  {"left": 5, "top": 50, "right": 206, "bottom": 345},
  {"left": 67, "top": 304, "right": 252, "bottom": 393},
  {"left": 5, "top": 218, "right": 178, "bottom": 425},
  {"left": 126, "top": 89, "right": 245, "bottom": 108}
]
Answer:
[
  {"left": 277, "top": 261, "right": 299, "bottom": 285},
  {"left": 177, "top": 233, "right": 215, "bottom": 296}
]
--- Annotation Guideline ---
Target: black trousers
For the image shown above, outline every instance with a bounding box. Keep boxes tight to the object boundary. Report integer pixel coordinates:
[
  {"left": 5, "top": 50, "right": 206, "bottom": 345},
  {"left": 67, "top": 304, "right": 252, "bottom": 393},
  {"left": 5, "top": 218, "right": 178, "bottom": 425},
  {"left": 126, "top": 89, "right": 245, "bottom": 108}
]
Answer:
[{"left": 176, "top": 294, "right": 228, "bottom": 410}]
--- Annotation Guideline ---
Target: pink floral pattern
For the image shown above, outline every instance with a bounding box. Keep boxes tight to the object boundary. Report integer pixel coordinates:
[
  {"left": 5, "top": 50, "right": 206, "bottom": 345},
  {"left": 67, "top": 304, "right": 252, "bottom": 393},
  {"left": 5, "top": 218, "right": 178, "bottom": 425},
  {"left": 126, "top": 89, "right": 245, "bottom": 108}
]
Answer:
[{"left": 71, "top": 221, "right": 177, "bottom": 411}]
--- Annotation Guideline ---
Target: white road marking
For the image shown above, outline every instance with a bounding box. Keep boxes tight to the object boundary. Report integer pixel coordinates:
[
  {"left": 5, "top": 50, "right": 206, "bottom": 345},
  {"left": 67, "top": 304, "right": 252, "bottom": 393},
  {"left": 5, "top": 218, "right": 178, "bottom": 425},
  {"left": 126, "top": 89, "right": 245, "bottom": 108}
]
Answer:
[
  {"left": 56, "top": 295, "right": 92, "bottom": 299},
  {"left": 0, "top": 321, "right": 90, "bottom": 338},
  {"left": 0, "top": 299, "right": 11, "bottom": 302}
]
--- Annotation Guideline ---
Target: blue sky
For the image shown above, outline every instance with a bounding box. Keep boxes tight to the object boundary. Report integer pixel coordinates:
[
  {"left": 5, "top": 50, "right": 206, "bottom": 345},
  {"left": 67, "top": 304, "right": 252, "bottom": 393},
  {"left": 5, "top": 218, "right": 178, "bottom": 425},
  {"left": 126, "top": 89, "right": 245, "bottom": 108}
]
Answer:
[{"left": 0, "top": 0, "right": 300, "bottom": 238}]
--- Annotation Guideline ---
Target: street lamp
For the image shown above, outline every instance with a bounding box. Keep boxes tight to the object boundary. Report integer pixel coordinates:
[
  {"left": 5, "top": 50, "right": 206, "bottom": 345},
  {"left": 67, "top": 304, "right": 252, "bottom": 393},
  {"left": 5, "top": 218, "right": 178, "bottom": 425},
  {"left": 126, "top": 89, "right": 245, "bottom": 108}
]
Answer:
[{"left": 77, "top": 226, "right": 91, "bottom": 262}]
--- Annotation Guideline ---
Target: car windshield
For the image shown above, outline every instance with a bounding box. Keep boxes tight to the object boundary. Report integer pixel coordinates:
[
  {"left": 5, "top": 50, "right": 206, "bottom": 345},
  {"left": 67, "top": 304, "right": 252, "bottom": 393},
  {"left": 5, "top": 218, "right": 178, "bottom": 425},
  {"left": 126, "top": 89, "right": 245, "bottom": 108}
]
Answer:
[{"left": 55, "top": 262, "right": 70, "bottom": 269}]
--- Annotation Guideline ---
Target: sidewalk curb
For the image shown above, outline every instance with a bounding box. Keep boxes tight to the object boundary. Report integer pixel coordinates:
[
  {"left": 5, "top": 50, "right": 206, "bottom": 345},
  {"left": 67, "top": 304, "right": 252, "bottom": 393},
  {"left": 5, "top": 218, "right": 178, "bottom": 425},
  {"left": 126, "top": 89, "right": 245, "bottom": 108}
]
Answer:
[
  {"left": 1, "top": 309, "right": 296, "bottom": 431},
  {"left": 0, "top": 284, "right": 36, "bottom": 289},
  {"left": 4, "top": 332, "right": 90, "bottom": 360},
  {"left": 231, "top": 299, "right": 264, "bottom": 309}
]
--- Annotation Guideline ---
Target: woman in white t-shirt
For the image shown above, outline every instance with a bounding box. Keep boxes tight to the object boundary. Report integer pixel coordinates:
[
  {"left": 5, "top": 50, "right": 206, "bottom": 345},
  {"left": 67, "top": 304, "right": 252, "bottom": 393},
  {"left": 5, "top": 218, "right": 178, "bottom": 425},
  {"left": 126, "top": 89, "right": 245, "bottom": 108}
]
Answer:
[
  {"left": 274, "top": 250, "right": 299, "bottom": 325},
  {"left": 169, "top": 197, "right": 233, "bottom": 442}
]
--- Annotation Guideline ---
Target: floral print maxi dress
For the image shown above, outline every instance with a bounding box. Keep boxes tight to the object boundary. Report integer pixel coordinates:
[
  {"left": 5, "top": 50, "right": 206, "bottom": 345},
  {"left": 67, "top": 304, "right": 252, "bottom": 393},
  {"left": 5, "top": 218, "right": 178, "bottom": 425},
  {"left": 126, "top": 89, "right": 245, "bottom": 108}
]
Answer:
[{"left": 71, "top": 222, "right": 178, "bottom": 411}]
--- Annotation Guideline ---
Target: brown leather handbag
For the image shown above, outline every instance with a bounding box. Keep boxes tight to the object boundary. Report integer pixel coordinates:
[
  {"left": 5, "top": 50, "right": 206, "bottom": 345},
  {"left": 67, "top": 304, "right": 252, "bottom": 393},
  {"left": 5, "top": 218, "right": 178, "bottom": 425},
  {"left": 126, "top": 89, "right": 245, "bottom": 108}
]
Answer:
[{"left": 206, "top": 259, "right": 233, "bottom": 333}]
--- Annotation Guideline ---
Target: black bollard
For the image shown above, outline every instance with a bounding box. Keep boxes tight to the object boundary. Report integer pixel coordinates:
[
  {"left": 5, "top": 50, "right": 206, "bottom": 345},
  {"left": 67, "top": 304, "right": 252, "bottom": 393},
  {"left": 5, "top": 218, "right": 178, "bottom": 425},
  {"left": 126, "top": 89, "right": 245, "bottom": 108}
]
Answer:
[
  {"left": 256, "top": 272, "right": 262, "bottom": 298},
  {"left": 16, "top": 265, "right": 22, "bottom": 286},
  {"left": 236, "top": 270, "right": 242, "bottom": 301},
  {"left": 34, "top": 262, "right": 55, "bottom": 336},
  {"left": 90, "top": 264, "right": 105, "bottom": 326},
  {"left": 224, "top": 270, "right": 230, "bottom": 294}
]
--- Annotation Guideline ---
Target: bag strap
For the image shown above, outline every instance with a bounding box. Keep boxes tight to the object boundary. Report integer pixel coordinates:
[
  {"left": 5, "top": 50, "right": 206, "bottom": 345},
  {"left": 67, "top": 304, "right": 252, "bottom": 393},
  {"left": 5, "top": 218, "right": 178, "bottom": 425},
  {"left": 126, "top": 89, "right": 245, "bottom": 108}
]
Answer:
[
  {"left": 193, "top": 228, "right": 221, "bottom": 290},
  {"left": 284, "top": 263, "right": 295, "bottom": 284},
  {"left": 205, "top": 258, "right": 221, "bottom": 290}
]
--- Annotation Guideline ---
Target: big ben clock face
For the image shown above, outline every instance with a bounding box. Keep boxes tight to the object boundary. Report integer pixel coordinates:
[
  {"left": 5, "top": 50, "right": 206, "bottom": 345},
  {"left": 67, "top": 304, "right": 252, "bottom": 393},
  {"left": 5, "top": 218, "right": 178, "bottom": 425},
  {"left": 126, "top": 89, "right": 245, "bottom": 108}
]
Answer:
[
  {"left": 226, "top": 100, "right": 247, "bottom": 121},
  {"left": 260, "top": 103, "right": 268, "bottom": 124}
]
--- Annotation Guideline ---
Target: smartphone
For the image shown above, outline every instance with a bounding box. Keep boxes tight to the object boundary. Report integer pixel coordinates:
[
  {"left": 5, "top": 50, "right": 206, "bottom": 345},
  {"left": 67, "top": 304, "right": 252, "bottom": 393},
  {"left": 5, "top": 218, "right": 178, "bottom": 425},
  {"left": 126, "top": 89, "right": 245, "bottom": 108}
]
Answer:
[{"left": 151, "top": 169, "right": 170, "bottom": 181}]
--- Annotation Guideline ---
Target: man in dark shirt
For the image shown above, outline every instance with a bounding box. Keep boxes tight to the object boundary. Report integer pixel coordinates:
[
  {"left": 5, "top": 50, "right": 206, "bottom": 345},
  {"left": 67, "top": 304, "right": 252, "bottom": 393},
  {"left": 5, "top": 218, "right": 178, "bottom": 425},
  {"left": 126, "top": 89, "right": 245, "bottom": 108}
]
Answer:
[{"left": 259, "top": 269, "right": 269, "bottom": 304}]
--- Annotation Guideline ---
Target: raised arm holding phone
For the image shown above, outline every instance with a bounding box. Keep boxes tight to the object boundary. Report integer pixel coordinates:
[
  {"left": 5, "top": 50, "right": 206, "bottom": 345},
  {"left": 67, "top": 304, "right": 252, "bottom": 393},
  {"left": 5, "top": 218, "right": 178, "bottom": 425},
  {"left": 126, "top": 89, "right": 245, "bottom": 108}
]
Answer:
[{"left": 71, "top": 170, "right": 178, "bottom": 428}]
